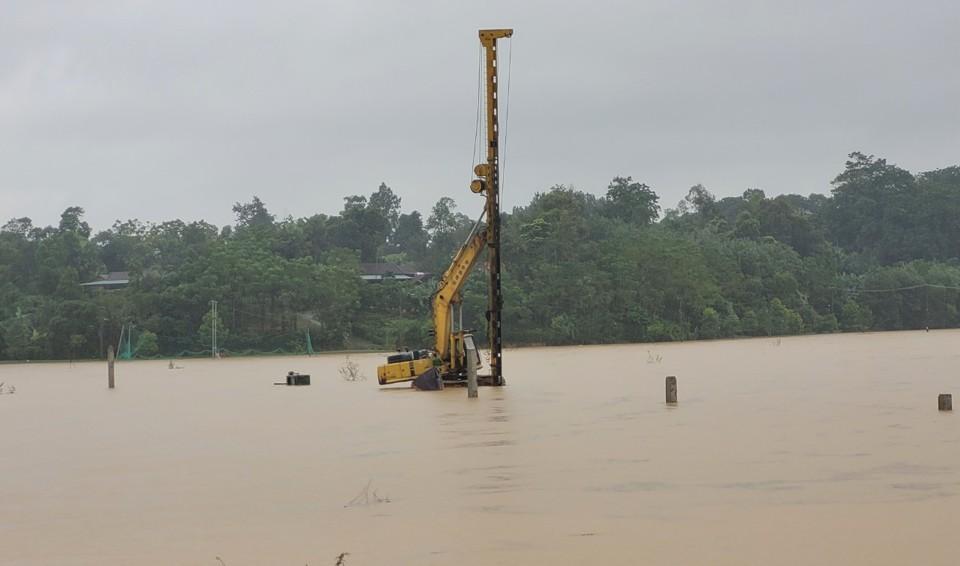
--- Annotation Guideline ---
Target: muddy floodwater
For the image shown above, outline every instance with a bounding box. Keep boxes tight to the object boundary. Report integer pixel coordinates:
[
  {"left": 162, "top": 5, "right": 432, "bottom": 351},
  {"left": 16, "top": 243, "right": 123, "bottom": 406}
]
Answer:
[{"left": 2, "top": 331, "right": 958, "bottom": 565}]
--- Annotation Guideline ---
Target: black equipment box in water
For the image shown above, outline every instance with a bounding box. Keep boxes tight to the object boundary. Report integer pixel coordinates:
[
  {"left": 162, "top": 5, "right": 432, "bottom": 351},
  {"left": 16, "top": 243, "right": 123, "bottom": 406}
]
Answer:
[{"left": 284, "top": 372, "right": 310, "bottom": 386}]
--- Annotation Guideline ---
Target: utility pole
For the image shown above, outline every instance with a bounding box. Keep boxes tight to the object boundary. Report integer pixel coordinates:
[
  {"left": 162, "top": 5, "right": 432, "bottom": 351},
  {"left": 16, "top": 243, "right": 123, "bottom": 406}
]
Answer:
[{"left": 209, "top": 300, "right": 218, "bottom": 358}]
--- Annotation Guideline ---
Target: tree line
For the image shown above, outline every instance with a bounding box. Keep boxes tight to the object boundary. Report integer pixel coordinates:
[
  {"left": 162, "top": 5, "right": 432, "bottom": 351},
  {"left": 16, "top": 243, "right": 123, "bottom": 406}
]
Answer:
[{"left": 2, "top": 152, "right": 960, "bottom": 360}]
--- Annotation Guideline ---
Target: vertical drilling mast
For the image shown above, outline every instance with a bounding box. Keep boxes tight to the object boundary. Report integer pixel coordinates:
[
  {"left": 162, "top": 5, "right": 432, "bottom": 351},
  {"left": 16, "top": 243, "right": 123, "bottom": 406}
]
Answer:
[{"left": 477, "top": 29, "right": 511, "bottom": 386}]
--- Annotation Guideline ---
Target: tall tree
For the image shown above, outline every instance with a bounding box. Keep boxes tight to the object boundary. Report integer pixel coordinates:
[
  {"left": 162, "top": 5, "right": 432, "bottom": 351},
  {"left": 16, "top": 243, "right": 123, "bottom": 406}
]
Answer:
[
  {"left": 368, "top": 183, "right": 402, "bottom": 236},
  {"left": 604, "top": 176, "right": 660, "bottom": 225},
  {"left": 232, "top": 196, "right": 275, "bottom": 229},
  {"left": 827, "top": 152, "right": 916, "bottom": 261},
  {"left": 393, "top": 211, "right": 428, "bottom": 261}
]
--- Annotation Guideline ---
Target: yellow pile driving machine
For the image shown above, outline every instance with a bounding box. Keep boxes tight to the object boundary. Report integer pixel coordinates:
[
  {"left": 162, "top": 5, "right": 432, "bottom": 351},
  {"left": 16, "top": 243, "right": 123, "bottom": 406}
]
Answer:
[{"left": 377, "top": 29, "right": 512, "bottom": 388}]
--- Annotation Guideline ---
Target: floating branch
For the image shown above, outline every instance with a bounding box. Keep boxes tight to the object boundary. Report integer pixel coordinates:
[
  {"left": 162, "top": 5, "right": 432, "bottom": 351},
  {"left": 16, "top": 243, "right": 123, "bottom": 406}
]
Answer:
[{"left": 344, "top": 480, "right": 390, "bottom": 507}]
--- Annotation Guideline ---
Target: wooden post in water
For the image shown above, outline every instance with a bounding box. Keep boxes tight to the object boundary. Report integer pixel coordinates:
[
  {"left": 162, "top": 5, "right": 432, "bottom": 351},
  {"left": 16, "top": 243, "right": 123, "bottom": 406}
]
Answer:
[
  {"left": 665, "top": 376, "right": 677, "bottom": 404},
  {"left": 107, "top": 344, "right": 115, "bottom": 389},
  {"left": 939, "top": 394, "right": 952, "bottom": 411},
  {"left": 466, "top": 341, "right": 478, "bottom": 398}
]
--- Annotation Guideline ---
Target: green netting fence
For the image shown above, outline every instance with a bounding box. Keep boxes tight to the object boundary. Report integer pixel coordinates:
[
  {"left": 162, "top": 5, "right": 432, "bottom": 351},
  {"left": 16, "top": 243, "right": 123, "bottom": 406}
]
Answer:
[{"left": 116, "top": 323, "right": 329, "bottom": 360}]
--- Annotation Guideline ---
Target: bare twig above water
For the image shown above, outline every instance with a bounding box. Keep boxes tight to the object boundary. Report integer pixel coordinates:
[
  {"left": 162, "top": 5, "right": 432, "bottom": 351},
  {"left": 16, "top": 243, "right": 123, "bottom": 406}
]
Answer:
[
  {"left": 339, "top": 357, "right": 365, "bottom": 382},
  {"left": 344, "top": 480, "right": 390, "bottom": 507}
]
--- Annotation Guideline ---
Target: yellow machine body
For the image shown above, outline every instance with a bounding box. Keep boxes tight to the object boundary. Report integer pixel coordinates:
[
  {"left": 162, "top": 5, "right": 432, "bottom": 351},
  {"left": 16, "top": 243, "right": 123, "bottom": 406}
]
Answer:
[{"left": 377, "top": 357, "right": 436, "bottom": 385}]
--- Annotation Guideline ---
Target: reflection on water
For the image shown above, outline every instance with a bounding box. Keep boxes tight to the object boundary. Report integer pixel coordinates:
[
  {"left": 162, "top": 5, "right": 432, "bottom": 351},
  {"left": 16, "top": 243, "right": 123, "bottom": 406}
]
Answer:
[{"left": 1, "top": 329, "right": 958, "bottom": 565}]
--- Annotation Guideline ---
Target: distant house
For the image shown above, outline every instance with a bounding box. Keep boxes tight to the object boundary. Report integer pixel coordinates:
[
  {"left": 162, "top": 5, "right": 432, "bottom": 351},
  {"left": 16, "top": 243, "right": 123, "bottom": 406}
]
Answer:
[
  {"left": 80, "top": 271, "right": 130, "bottom": 289},
  {"left": 358, "top": 263, "right": 429, "bottom": 282}
]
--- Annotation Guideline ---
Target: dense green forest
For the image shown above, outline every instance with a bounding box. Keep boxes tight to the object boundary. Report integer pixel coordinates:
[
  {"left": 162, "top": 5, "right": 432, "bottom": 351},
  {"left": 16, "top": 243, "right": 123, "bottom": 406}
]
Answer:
[{"left": 3, "top": 152, "right": 960, "bottom": 361}]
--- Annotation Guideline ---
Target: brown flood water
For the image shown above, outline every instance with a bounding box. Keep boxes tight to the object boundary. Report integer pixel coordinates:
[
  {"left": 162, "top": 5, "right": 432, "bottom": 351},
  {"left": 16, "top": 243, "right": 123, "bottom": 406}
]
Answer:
[{"left": 1, "top": 330, "right": 958, "bottom": 565}]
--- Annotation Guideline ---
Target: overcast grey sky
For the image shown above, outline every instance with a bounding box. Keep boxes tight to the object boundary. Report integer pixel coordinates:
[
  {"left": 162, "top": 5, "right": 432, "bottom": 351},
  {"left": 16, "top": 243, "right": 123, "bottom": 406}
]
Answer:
[{"left": 2, "top": 0, "right": 958, "bottom": 231}]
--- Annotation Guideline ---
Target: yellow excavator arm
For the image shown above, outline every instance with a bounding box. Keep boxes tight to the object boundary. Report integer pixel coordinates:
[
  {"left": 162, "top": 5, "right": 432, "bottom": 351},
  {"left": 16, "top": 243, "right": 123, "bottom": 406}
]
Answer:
[
  {"left": 377, "top": 221, "right": 486, "bottom": 385},
  {"left": 431, "top": 223, "right": 487, "bottom": 362}
]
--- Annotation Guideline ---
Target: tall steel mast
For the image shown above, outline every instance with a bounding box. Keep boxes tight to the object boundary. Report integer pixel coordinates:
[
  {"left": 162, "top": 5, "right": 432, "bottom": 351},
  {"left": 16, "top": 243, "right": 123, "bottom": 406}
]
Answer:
[{"left": 473, "top": 28, "right": 512, "bottom": 386}]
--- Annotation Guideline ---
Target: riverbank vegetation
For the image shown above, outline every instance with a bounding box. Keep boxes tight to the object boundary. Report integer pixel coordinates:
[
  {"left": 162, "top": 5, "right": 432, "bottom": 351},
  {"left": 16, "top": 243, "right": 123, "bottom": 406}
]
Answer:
[{"left": 3, "top": 152, "right": 960, "bottom": 360}]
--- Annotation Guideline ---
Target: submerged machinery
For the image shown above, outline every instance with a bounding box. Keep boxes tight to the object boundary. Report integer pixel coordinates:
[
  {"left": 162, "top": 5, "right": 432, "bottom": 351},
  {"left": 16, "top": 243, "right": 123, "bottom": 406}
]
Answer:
[{"left": 377, "top": 29, "right": 512, "bottom": 388}]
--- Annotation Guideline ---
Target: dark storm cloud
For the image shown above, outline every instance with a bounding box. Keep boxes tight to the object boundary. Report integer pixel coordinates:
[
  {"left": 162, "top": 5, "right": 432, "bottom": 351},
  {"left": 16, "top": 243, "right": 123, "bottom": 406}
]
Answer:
[{"left": 2, "top": 0, "right": 958, "bottom": 230}]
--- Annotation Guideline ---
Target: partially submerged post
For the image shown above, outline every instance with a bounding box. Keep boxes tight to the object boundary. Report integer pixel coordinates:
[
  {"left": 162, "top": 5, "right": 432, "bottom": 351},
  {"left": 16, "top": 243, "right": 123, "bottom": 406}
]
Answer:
[
  {"left": 939, "top": 394, "right": 952, "bottom": 411},
  {"left": 665, "top": 375, "right": 677, "bottom": 404},
  {"left": 466, "top": 341, "right": 478, "bottom": 398},
  {"left": 107, "top": 345, "right": 115, "bottom": 389}
]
